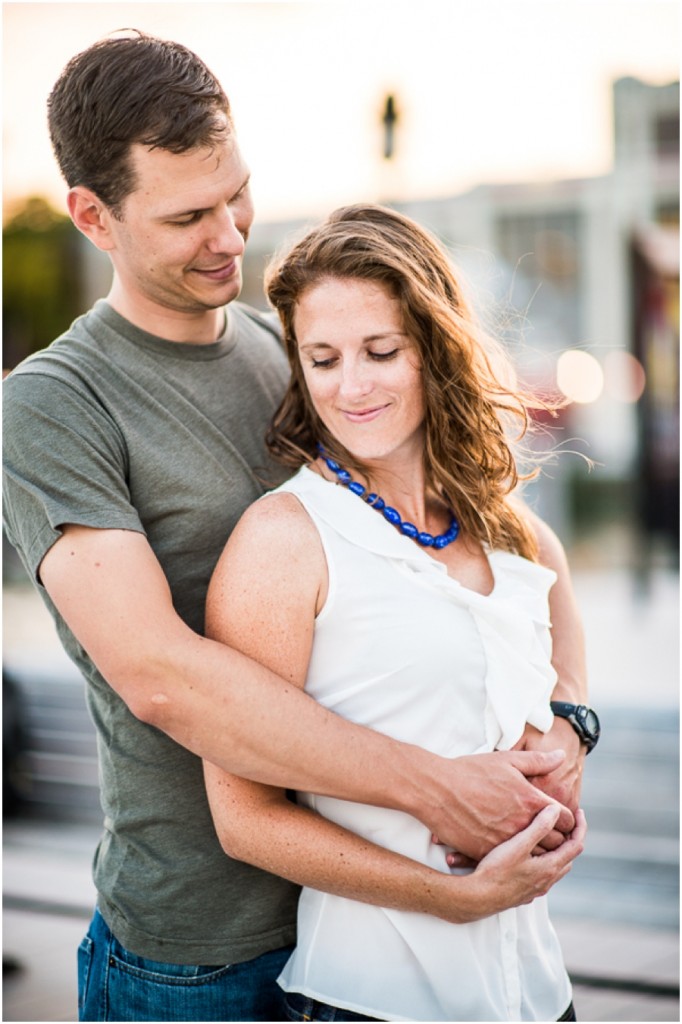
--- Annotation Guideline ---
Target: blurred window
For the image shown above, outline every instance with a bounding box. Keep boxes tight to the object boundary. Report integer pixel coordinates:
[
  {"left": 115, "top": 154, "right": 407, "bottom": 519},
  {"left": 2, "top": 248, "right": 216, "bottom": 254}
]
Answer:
[
  {"left": 654, "top": 114, "right": 680, "bottom": 159},
  {"left": 495, "top": 209, "right": 583, "bottom": 352}
]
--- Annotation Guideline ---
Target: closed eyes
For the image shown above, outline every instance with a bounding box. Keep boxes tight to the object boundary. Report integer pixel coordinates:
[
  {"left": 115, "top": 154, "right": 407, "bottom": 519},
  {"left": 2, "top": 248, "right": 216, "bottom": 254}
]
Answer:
[{"left": 311, "top": 349, "right": 399, "bottom": 369}]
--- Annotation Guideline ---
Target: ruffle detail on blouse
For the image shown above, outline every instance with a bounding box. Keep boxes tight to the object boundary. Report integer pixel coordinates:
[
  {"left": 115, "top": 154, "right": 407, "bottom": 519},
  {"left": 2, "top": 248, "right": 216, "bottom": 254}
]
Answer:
[{"left": 276, "top": 467, "right": 557, "bottom": 750}]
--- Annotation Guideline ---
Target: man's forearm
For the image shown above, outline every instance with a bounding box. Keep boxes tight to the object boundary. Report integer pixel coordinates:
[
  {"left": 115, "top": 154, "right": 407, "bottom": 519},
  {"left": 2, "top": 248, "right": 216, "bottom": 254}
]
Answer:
[
  {"left": 137, "top": 629, "right": 571, "bottom": 858},
  {"left": 40, "top": 526, "right": 419, "bottom": 814},
  {"left": 143, "top": 627, "right": 428, "bottom": 805}
]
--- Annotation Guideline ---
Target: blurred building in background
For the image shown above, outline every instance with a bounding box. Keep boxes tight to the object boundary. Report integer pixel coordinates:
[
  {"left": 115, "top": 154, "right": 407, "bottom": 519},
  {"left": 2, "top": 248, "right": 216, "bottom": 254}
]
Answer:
[
  {"left": 3, "top": 76, "right": 679, "bottom": 571},
  {"left": 241, "top": 76, "right": 680, "bottom": 569}
]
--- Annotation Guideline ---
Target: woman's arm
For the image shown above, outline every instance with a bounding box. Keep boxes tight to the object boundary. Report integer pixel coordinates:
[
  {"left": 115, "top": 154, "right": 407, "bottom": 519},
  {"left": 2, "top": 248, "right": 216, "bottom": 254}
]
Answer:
[
  {"left": 203, "top": 493, "right": 585, "bottom": 923},
  {"left": 514, "top": 504, "right": 589, "bottom": 815},
  {"left": 204, "top": 763, "right": 585, "bottom": 925},
  {"left": 529, "top": 507, "right": 588, "bottom": 706}
]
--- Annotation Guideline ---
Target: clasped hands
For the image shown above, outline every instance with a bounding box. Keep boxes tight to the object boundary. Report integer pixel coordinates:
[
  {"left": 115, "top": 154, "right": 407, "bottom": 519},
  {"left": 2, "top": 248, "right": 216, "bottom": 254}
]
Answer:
[{"left": 429, "top": 718, "right": 586, "bottom": 868}]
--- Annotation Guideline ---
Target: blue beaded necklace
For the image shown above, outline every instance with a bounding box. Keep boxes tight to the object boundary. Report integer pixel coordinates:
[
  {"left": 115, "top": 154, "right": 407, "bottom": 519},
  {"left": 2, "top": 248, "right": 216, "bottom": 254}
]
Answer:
[{"left": 316, "top": 444, "right": 460, "bottom": 549}]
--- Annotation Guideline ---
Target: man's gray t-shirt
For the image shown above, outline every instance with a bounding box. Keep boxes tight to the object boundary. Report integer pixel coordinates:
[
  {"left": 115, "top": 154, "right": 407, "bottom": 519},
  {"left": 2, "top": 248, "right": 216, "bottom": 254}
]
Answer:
[{"left": 2, "top": 300, "right": 300, "bottom": 964}]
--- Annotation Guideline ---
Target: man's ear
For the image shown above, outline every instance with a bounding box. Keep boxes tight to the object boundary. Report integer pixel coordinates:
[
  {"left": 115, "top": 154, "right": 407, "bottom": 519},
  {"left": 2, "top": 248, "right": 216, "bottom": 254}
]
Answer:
[{"left": 67, "top": 187, "right": 118, "bottom": 252}]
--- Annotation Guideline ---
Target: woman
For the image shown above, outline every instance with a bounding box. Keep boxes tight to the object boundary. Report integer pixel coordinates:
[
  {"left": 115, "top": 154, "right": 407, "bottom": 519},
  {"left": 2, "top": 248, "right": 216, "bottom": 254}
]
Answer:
[{"left": 204, "top": 204, "right": 587, "bottom": 1022}]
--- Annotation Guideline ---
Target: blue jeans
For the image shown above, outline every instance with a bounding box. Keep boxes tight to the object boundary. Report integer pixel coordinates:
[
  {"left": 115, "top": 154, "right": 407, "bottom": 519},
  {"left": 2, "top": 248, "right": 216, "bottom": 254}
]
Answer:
[{"left": 78, "top": 907, "right": 293, "bottom": 1021}]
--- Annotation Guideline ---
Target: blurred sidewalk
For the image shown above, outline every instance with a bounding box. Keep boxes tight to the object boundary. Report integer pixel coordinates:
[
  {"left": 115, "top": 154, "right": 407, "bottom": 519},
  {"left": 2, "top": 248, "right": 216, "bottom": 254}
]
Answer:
[
  {"left": 570, "top": 567, "right": 678, "bottom": 710},
  {"left": 3, "top": 567, "right": 679, "bottom": 1022}
]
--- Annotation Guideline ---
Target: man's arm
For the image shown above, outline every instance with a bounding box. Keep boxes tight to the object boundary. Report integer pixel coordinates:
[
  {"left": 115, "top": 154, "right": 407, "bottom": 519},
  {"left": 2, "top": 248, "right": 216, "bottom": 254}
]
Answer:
[
  {"left": 201, "top": 494, "right": 584, "bottom": 918},
  {"left": 39, "top": 519, "right": 573, "bottom": 859}
]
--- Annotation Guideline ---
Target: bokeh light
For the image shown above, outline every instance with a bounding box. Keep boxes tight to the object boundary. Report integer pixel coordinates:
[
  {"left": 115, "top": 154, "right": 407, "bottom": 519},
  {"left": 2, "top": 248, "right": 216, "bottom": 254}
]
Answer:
[
  {"left": 603, "top": 349, "right": 647, "bottom": 402},
  {"left": 556, "top": 349, "right": 605, "bottom": 404}
]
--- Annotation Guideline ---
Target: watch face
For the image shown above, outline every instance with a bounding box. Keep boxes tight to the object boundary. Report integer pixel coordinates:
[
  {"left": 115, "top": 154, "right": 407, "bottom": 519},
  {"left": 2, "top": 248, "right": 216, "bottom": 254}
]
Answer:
[{"left": 584, "top": 708, "right": 600, "bottom": 736}]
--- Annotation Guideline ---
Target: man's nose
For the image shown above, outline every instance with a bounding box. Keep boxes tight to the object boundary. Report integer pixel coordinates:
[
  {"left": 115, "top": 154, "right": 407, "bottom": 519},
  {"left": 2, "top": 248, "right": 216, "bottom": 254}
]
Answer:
[{"left": 207, "top": 207, "right": 245, "bottom": 255}]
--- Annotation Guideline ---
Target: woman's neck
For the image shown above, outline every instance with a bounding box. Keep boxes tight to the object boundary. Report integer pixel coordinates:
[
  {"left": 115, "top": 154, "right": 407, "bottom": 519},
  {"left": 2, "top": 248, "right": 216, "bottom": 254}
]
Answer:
[{"left": 314, "top": 449, "right": 449, "bottom": 536}]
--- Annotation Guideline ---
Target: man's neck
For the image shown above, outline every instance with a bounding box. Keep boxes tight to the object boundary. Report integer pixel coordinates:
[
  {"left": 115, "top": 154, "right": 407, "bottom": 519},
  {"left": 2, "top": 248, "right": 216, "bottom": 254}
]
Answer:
[{"left": 106, "top": 284, "right": 227, "bottom": 344}]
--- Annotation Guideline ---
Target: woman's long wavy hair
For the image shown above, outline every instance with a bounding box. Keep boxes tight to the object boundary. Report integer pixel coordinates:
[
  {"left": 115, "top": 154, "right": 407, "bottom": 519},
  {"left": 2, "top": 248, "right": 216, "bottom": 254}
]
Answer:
[{"left": 265, "top": 204, "right": 556, "bottom": 560}]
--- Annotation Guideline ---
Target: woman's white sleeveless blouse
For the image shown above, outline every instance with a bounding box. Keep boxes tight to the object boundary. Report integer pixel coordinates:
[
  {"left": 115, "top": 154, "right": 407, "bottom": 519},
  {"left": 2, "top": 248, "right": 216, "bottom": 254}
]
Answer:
[{"left": 273, "top": 466, "right": 572, "bottom": 1022}]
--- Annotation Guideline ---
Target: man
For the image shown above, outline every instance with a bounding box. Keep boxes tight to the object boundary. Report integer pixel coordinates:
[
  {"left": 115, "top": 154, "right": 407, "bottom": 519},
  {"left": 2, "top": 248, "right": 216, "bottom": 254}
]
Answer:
[{"left": 3, "top": 31, "right": 595, "bottom": 1022}]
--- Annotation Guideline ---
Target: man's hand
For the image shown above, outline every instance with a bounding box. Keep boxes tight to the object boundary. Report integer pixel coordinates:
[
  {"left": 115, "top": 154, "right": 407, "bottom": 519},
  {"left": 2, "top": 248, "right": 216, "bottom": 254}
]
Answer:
[
  {"left": 514, "top": 718, "right": 585, "bottom": 814},
  {"left": 512, "top": 717, "right": 585, "bottom": 853},
  {"left": 423, "top": 748, "right": 575, "bottom": 862}
]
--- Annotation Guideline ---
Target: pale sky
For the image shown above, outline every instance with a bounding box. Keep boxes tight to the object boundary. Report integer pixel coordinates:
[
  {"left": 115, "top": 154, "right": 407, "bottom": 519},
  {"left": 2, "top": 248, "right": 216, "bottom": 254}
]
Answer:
[{"left": 2, "top": 0, "right": 679, "bottom": 222}]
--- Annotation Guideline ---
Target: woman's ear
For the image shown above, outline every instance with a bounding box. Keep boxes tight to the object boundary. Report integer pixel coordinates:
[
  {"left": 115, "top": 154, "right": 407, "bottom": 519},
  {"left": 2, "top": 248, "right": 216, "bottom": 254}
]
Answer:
[{"left": 66, "top": 187, "right": 117, "bottom": 252}]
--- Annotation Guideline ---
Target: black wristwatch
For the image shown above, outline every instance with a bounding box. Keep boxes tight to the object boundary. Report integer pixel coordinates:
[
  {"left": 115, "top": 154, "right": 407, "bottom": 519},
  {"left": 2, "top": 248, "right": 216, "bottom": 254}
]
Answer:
[{"left": 550, "top": 702, "right": 601, "bottom": 753}]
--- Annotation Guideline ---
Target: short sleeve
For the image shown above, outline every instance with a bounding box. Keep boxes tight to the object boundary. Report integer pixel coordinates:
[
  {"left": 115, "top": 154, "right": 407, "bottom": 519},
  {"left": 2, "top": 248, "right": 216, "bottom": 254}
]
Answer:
[{"left": 3, "top": 369, "right": 145, "bottom": 582}]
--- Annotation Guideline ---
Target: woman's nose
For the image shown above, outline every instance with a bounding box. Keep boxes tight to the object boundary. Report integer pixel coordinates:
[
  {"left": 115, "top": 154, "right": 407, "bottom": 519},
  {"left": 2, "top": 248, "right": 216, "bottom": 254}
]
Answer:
[{"left": 338, "top": 359, "right": 373, "bottom": 400}]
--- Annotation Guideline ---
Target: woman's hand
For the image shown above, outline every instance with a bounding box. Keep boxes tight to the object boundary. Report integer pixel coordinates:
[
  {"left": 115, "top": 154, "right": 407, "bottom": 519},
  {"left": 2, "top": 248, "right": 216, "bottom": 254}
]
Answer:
[{"left": 444, "top": 804, "right": 587, "bottom": 924}]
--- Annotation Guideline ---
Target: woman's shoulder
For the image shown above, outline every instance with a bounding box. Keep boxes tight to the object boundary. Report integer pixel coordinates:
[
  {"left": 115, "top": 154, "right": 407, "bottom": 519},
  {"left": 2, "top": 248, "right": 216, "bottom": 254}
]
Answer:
[
  {"left": 209, "top": 483, "right": 327, "bottom": 617},
  {"left": 508, "top": 495, "right": 569, "bottom": 575},
  {"left": 254, "top": 486, "right": 316, "bottom": 526},
  {"left": 234, "top": 486, "right": 321, "bottom": 552}
]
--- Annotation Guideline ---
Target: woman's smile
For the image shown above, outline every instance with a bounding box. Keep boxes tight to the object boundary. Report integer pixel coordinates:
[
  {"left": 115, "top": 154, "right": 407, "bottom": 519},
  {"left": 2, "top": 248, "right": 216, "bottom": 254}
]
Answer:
[{"left": 341, "top": 404, "right": 390, "bottom": 423}]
